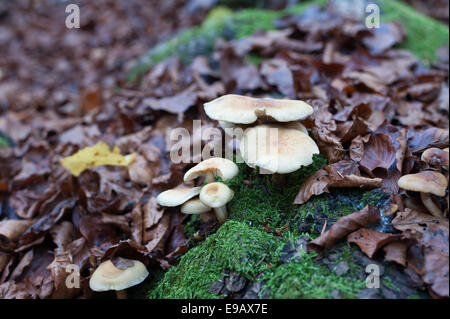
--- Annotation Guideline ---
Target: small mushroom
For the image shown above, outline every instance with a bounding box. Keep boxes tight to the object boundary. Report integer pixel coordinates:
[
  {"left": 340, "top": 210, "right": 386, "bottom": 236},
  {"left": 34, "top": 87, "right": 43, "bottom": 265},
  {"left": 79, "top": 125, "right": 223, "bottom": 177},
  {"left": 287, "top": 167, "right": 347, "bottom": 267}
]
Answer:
[
  {"left": 204, "top": 94, "right": 313, "bottom": 124},
  {"left": 398, "top": 171, "right": 448, "bottom": 217},
  {"left": 181, "top": 198, "right": 214, "bottom": 222},
  {"left": 184, "top": 157, "right": 239, "bottom": 184},
  {"left": 89, "top": 257, "right": 149, "bottom": 299},
  {"left": 421, "top": 147, "right": 449, "bottom": 171},
  {"left": 156, "top": 186, "right": 202, "bottom": 207},
  {"left": 240, "top": 124, "right": 319, "bottom": 185},
  {"left": 199, "top": 182, "right": 234, "bottom": 224}
]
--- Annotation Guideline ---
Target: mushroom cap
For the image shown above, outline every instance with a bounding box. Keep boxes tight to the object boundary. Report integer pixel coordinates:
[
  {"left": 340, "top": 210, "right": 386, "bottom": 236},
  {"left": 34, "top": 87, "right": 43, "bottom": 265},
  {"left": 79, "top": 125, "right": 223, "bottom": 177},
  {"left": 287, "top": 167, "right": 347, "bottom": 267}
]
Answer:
[
  {"left": 283, "top": 121, "right": 308, "bottom": 135},
  {"left": 398, "top": 171, "right": 448, "bottom": 197},
  {"left": 239, "top": 124, "right": 319, "bottom": 174},
  {"left": 199, "top": 182, "right": 234, "bottom": 208},
  {"left": 89, "top": 258, "right": 149, "bottom": 292},
  {"left": 181, "top": 198, "right": 211, "bottom": 214},
  {"left": 184, "top": 158, "right": 239, "bottom": 182},
  {"left": 156, "top": 186, "right": 202, "bottom": 207},
  {"left": 421, "top": 147, "right": 449, "bottom": 169},
  {"left": 204, "top": 94, "right": 313, "bottom": 124}
]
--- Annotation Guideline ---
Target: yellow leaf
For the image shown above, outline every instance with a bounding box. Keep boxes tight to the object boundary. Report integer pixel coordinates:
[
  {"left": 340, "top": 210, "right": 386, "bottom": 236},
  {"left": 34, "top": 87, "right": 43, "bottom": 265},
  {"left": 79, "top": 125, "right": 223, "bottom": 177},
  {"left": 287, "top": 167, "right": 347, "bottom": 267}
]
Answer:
[{"left": 60, "top": 142, "right": 136, "bottom": 176}]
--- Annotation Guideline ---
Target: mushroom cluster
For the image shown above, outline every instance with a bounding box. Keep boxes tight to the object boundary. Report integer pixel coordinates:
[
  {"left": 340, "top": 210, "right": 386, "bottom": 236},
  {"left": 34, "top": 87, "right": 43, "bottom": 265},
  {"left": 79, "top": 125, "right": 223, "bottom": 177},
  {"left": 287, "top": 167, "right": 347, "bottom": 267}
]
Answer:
[
  {"left": 398, "top": 147, "right": 449, "bottom": 217},
  {"left": 204, "top": 94, "right": 319, "bottom": 184},
  {"left": 156, "top": 157, "right": 238, "bottom": 224}
]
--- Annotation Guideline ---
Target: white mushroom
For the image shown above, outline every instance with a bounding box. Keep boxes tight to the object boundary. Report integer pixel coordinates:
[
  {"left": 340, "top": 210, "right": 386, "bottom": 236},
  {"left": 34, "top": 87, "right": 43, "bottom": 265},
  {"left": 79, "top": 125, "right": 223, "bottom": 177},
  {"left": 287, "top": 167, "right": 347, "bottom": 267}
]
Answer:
[
  {"left": 89, "top": 257, "right": 149, "bottom": 299},
  {"left": 204, "top": 94, "right": 313, "bottom": 124},
  {"left": 421, "top": 147, "right": 449, "bottom": 171},
  {"left": 199, "top": 182, "right": 234, "bottom": 224},
  {"left": 398, "top": 171, "right": 448, "bottom": 217},
  {"left": 156, "top": 186, "right": 202, "bottom": 207},
  {"left": 184, "top": 157, "right": 238, "bottom": 184},
  {"left": 181, "top": 198, "right": 214, "bottom": 222},
  {"left": 239, "top": 124, "right": 319, "bottom": 185}
]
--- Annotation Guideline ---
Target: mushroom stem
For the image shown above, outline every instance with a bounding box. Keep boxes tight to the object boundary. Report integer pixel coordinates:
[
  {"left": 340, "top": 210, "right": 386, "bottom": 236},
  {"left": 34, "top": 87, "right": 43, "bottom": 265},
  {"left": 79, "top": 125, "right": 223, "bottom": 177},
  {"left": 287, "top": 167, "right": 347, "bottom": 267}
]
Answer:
[
  {"left": 272, "top": 173, "right": 285, "bottom": 186},
  {"left": 199, "top": 212, "right": 214, "bottom": 222},
  {"left": 116, "top": 289, "right": 127, "bottom": 299},
  {"left": 420, "top": 192, "right": 444, "bottom": 217},
  {"left": 213, "top": 206, "right": 228, "bottom": 224},
  {"left": 205, "top": 172, "right": 216, "bottom": 183}
]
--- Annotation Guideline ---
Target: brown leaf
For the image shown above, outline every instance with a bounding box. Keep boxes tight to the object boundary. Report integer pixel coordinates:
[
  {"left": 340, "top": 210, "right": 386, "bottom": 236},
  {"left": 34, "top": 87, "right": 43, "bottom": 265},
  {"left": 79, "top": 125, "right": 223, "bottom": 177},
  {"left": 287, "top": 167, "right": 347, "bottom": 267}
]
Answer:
[
  {"left": 143, "top": 197, "right": 165, "bottom": 230},
  {"left": 294, "top": 169, "right": 329, "bottom": 204},
  {"left": 407, "top": 127, "right": 449, "bottom": 153},
  {"left": 260, "top": 59, "right": 295, "bottom": 98},
  {"left": 142, "top": 89, "right": 198, "bottom": 115},
  {"left": 144, "top": 213, "right": 171, "bottom": 253},
  {"left": 362, "top": 22, "right": 406, "bottom": 54},
  {"left": 48, "top": 249, "right": 81, "bottom": 299},
  {"left": 0, "top": 281, "right": 38, "bottom": 299},
  {"left": 383, "top": 240, "right": 409, "bottom": 267},
  {"left": 127, "top": 154, "right": 153, "bottom": 185},
  {"left": 392, "top": 209, "right": 447, "bottom": 235},
  {"left": 294, "top": 161, "right": 381, "bottom": 204},
  {"left": 130, "top": 204, "right": 143, "bottom": 245},
  {"left": 312, "top": 127, "right": 345, "bottom": 163},
  {"left": 360, "top": 133, "right": 396, "bottom": 172},
  {"left": 338, "top": 117, "right": 371, "bottom": 143},
  {"left": 79, "top": 215, "right": 120, "bottom": 248},
  {"left": 349, "top": 134, "right": 370, "bottom": 162},
  {"left": 49, "top": 221, "right": 74, "bottom": 249},
  {"left": 9, "top": 250, "right": 34, "bottom": 281},
  {"left": 392, "top": 209, "right": 449, "bottom": 298},
  {"left": 80, "top": 88, "right": 102, "bottom": 113},
  {"left": 347, "top": 228, "right": 402, "bottom": 258},
  {"left": 307, "top": 205, "right": 380, "bottom": 254},
  {"left": 59, "top": 124, "right": 101, "bottom": 147}
]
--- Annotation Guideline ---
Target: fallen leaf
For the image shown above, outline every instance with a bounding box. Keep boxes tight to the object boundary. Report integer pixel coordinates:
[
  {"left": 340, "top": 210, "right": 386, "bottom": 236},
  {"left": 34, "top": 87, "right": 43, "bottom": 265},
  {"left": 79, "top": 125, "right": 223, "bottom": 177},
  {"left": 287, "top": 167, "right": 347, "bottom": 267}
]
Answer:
[
  {"left": 383, "top": 240, "right": 409, "bottom": 267},
  {"left": 307, "top": 205, "right": 380, "bottom": 254},
  {"left": 60, "top": 142, "right": 136, "bottom": 177},
  {"left": 347, "top": 228, "right": 402, "bottom": 258}
]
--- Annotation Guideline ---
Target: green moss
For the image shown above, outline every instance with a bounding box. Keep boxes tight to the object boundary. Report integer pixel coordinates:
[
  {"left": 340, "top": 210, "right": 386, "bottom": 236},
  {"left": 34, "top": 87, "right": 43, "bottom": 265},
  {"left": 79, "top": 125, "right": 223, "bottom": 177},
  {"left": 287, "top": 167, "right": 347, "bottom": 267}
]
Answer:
[
  {"left": 150, "top": 220, "right": 366, "bottom": 299},
  {"left": 0, "top": 137, "right": 8, "bottom": 148},
  {"left": 229, "top": 8, "right": 280, "bottom": 39},
  {"left": 225, "top": 154, "right": 327, "bottom": 234},
  {"left": 130, "top": 269, "right": 166, "bottom": 299},
  {"left": 183, "top": 214, "right": 202, "bottom": 239},
  {"left": 149, "top": 220, "right": 279, "bottom": 298},
  {"left": 382, "top": 276, "right": 400, "bottom": 292},
  {"left": 0, "top": 132, "right": 12, "bottom": 148},
  {"left": 379, "top": 0, "right": 449, "bottom": 64},
  {"left": 361, "top": 188, "right": 390, "bottom": 207},
  {"left": 246, "top": 53, "right": 264, "bottom": 66},
  {"left": 264, "top": 247, "right": 365, "bottom": 299}
]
